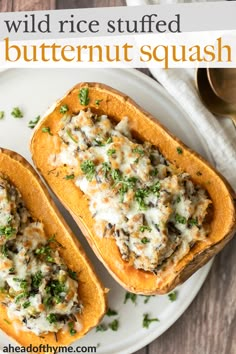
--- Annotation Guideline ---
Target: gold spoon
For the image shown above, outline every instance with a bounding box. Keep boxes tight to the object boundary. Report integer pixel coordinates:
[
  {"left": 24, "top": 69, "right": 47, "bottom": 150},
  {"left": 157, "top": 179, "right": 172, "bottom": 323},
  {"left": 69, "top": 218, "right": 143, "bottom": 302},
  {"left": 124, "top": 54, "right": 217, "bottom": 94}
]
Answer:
[
  {"left": 207, "top": 68, "right": 236, "bottom": 105},
  {"left": 195, "top": 68, "right": 236, "bottom": 128}
]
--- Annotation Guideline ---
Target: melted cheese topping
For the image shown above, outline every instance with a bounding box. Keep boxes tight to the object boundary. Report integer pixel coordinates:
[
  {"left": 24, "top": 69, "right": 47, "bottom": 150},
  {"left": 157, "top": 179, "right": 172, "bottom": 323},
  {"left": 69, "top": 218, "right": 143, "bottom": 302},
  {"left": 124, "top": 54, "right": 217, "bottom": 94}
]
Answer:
[
  {"left": 0, "top": 175, "right": 82, "bottom": 335},
  {"left": 52, "top": 109, "right": 211, "bottom": 272}
]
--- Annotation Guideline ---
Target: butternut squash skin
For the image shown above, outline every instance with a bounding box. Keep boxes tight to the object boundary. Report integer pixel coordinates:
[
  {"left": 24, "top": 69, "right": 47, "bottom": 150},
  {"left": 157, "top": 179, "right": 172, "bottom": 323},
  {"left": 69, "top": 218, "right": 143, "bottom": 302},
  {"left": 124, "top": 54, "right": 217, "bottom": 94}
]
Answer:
[
  {"left": 0, "top": 148, "right": 107, "bottom": 347},
  {"left": 30, "top": 82, "right": 236, "bottom": 295}
]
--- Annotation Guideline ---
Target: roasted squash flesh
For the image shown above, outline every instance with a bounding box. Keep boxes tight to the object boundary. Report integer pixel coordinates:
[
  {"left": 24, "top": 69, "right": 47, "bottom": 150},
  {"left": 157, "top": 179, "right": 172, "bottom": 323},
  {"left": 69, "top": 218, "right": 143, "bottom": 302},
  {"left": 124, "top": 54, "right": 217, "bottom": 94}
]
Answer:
[
  {"left": 30, "top": 83, "right": 236, "bottom": 295},
  {"left": 0, "top": 148, "right": 107, "bottom": 346}
]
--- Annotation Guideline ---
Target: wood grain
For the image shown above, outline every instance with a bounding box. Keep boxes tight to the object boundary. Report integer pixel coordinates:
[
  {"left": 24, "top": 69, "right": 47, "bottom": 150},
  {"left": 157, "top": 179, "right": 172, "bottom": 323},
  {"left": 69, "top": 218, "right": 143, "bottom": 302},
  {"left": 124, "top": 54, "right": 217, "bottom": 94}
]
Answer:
[
  {"left": 0, "top": 0, "right": 13, "bottom": 12},
  {"left": 149, "top": 238, "right": 236, "bottom": 354},
  {"left": 12, "top": 0, "right": 55, "bottom": 12},
  {"left": 56, "top": 0, "right": 125, "bottom": 9},
  {"left": 0, "top": 1, "right": 235, "bottom": 354}
]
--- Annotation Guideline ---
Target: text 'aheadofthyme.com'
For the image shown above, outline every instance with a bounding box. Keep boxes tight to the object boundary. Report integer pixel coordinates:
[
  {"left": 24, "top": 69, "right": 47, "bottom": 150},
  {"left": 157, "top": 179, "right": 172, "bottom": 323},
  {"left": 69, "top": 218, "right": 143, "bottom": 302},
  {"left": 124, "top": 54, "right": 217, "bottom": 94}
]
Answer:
[{"left": 2, "top": 344, "right": 97, "bottom": 353}]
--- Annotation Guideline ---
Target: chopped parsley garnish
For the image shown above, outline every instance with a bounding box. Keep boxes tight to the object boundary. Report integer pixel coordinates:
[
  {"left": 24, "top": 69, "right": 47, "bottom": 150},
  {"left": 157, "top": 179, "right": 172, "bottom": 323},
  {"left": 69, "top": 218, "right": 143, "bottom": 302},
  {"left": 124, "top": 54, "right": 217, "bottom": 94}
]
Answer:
[
  {"left": 11, "top": 107, "right": 23, "bottom": 118},
  {"left": 46, "top": 313, "right": 57, "bottom": 324},
  {"left": 106, "top": 308, "right": 118, "bottom": 317},
  {"left": 35, "top": 244, "right": 51, "bottom": 255},
  {"left": 44, "top": 280, "right": 67, "bottom": 307},
  {"left": 107, "top": 148, "right": 116, "bottom": 156},
  {"left": 1, "top": 244, "right": 8, "bottom": 257},
  {"left": 175, "top": 214, "right": 186, "bottom": 224},
  {"left": 108, "top": 319, "right": 119, "bottom": 331},
  {"left": 49, "top": 280, "right": 66, "bottom": 296},
  {"left": 116, "top": 176, "right": 137, "bottom": 202},
  {"left": 95, "top": 99, "right": 103, "bottom": 106},
  {"left": 176, "top": 147, "right": 183, "bottom": 154},
  {"left": 94, "top": 138, "right": 104, "bottom": 146},
  {"left": 28, "top": 116, "right": 40, "bottom": 129},
  {"left": 35, "top": 243, "right": 55, "bottom": 263},
  {"left": 176, "top": 195, "right": 181, "bottom": 203},
  {"left": 141, "top": 237, "right": 150, "bottom": 244},
  {"left": 96, "top": 324, "right": 107, "bottom": 332},
  {"left": 143, "top": 295, "right": 154, "bottom": 304},
  {"left": 64, "top": 174, "right": 75, "bottom": 180},
  {"left": 149, "top": 181, "right": 161, "bottom": 196},
  {"left": 68, "top": 269, "right": 78, "bottom": 280},
  {"left": 7, "top": 215, "right": 12, "bottom": 223},
  {"left": 106, "top": 136, "right": 113, "bottom": 144},
  {"left": 66, "top": 129, "right": 78, "bottom": 143},
  {"left": 0, "top": 226, "right": 16, "bottom": 239},
  {"left": 132, "top": 147, "right": 145, "bottom": 156},
  {"left": 168, "top": 291, "right": 177, "bottom": 302},
  {"left": 79, "top": 88, "right": 90, "bottom": 106},
  {"left": 142, "top": 313, "right": 159, "bottom": 328},
  {"left": 13, "top": 277, "right": 24, "bottom": 284},
  {"left": 68, "top": 322, "right": 77, "bottom": 336},
  {"left": 140, "top": 226, "right": 152, "bottom": 233},
  {"left": 135, "top": 188, "right": 149, "bottom": 210},
  {"left": 9, "top": 267, "right": 15, "bottom": 273},
  {"left": 60, "top": 104, "right": 69, "bottom": 114},
  {"left": 135, "top": 182, "right": 160, "bottom": 209},
  {"left": 80, "top": 160, "right": 96, "bottom": 181},
  {"left": 15, "top": 292, "right": 28, "bottom": 303},
  {"left": 102, "top": 162, "right": 111, "bottom": 178},
  {"left": 118, "top": 184, "right": 128, "bottom": 202},
  {"left": 150, "top": 168, "right": 158, "bottom": 177},
  {"left": 31, "top": 271, "right": 43, "bottom": 289},
  {"left": 132, "top": 147, "right": 145, "bottom": 163},
  {"left": 22, "top": 301, "right": 31, "bottom": 309},
  {"left": 125, "top": 176, "right": 138, "bottom": 188},
  {"left": 111, "top": 169, "right": 122, "bottom": 183},
  {"left": 113, "top": 172, "right": 137, "bottom": 190},
  {"left": 3, "top": 319, "right": 10, "bottom": 325},
  {"left": 13, "top": 278, "right": 28, "bottom": 290},
  {"left": 42, "top": 127, "right": 52, "bottom": 135},
  {"left": 124, "top": 292, "right": 137, "bottom": 304},
  {"left": 188, "top": 218, "right": 198, "bottom": 227},
  {"left": 0, "top": 111, "right": 5, "bottom": 119},
  {"left": 43, "top": 295, "right": 53, "bottom": 307}
]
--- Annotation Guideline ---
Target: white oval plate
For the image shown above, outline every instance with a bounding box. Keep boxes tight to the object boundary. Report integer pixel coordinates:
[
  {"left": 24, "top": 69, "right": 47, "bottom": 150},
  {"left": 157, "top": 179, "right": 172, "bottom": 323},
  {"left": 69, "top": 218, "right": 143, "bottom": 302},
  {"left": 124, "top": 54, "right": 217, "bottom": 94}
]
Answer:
[{"left": 0, "top": 68, "right": 213, "bottom": 354}]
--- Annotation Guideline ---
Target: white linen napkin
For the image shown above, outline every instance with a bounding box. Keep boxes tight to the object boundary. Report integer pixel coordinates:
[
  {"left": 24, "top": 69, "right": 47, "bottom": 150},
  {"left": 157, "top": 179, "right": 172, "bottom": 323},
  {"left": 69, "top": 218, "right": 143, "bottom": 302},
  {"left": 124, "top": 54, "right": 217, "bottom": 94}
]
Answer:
[{"left": 127, "top": 1, "right": 236, "bottom": 191}]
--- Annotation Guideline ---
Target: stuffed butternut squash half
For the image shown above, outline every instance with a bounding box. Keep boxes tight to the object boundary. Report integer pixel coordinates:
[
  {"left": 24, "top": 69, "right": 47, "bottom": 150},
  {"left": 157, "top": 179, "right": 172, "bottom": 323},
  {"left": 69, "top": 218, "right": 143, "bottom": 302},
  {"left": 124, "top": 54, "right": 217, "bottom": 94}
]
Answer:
[
  {"left": 0, "top": 148, "right": 106, "bottom": 347},
  {"left": 30, "top": 83, "right": 236, "bottom": 295}
]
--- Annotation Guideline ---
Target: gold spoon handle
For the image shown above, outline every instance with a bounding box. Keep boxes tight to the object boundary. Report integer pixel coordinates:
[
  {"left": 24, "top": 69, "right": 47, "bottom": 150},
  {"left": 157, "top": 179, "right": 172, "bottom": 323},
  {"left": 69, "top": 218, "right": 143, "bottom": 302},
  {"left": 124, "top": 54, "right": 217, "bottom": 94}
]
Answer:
[{"left": 231, "top": 115, "right": 236, "bottom": 129}]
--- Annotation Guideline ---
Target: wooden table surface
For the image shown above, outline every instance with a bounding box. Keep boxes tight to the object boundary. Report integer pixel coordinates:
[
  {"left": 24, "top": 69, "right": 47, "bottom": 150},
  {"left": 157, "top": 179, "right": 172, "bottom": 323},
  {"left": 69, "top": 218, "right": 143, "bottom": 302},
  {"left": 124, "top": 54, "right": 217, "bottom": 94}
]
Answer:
[{"left": 0, "top": 1, "right": 235, "bottom": 354}]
